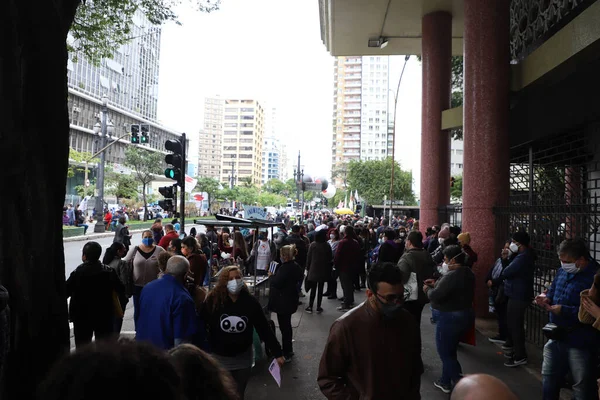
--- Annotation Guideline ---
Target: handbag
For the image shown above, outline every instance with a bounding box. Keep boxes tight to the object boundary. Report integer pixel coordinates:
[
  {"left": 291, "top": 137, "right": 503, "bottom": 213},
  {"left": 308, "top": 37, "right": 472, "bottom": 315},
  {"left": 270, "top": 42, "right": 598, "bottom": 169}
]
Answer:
[
  {"left": 404, "top": 272, "right": 419, "bottom": 301},
  {"left": 112, "top": 290, "right": 124, "bottom": 318}
]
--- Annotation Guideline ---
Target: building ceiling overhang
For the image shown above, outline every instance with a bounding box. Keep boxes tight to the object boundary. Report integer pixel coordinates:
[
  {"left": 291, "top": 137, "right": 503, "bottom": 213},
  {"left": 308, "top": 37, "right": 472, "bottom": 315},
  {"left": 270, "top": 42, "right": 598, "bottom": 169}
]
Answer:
[{"left": 319, "top": 0, "right": 464, "bottom": 56}]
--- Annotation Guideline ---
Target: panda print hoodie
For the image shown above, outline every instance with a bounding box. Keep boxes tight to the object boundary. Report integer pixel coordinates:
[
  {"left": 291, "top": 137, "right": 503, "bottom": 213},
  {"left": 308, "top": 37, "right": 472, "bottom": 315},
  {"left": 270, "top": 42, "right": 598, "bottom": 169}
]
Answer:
[{"left": 201, "top": 289, "right": 283, "bottom": 358}]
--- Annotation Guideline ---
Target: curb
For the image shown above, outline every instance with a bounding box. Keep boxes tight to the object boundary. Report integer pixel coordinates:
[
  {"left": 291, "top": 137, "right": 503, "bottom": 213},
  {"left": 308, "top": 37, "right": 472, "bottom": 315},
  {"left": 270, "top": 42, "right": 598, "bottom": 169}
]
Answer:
[{"left": 63, "top": 228, "right": 147, "bottom": 243}]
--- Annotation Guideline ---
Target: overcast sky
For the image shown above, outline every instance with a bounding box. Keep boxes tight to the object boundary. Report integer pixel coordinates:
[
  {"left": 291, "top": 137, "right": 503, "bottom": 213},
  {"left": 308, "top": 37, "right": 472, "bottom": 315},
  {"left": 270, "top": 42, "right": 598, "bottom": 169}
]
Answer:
[{"left": 157, "top": 0, "right": 423, "bottom": 197}]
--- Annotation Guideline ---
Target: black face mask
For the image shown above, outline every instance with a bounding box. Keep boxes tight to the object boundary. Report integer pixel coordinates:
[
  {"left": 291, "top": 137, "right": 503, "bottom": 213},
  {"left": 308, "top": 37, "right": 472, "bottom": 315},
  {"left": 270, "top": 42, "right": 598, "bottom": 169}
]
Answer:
[{"left": 375, "top": 295, "right": 404, "bottom": 320}]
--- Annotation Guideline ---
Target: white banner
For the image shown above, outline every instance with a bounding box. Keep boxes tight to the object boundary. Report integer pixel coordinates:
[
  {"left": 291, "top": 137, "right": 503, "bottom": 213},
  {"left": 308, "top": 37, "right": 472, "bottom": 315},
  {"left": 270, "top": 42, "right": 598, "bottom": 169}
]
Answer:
[{"left": 184, "top": 175, "right": 197, "bottom": 194}]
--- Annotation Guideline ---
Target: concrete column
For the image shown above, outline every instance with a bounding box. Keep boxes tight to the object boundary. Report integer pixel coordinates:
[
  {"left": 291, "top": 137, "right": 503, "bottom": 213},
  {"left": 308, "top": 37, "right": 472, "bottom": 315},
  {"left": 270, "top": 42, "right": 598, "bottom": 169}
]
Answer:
[
  {"left": 463, "top": 0, "right": 511, "bottom": 316},
  {"left": 420, "top": 11, "right": 452, "bottom": 233}
]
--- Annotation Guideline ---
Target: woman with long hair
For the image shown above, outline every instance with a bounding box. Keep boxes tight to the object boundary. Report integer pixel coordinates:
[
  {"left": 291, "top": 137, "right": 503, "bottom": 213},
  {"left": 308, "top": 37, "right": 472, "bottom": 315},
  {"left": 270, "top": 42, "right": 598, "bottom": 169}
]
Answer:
[
  {"left": 182, "top": 236, "right": 208, "bottom": 287},
  {"left": 125, "top": 230, "right": 165, "bottom": 328},
  {"left": 201, "top": 266, "right": 284, "bottom": 399},
  {"left": 268, "top": 245, "right": 304, "bottom": 362},
  {"left": 232, "top": 231, "right": 249, "bottom": 270},
  {"left": 102, "top": 242, "right": 131, "bottom": 334}
]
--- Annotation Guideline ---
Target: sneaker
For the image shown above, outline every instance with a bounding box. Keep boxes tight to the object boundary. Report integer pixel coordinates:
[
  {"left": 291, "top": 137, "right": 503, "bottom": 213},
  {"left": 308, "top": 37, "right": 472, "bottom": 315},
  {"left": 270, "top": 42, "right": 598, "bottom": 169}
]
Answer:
[
  {"left": 488, "top": 336, "right": 506, "bottom": 344},
  {"left": 501, "top": 344, "right": 514, "bottom": 351},
  {"left": 316, "top": 307, "right": 324, "bottom": 313},
  {"left": 503, "top": 352, "right": 514, "bottom": 359},
  {"left": 337, "top": 306, "right": 350, "bottom": 312},
  {"left": 305, "top": 307, "right": 313, "bottom": 314},
  {"left": 504, "top": 358, "right": 527, "bottom": 367},
  {"left": 433, "top": 380, "right": 452, "bottom": 394}
]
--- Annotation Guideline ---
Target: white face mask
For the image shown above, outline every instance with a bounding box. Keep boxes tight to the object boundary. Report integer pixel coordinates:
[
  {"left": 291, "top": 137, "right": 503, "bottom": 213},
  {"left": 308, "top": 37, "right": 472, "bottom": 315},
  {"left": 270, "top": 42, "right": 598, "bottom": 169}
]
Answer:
[
  {"left": 227, "top": 278, "right": 244, "bottom": 295},
  {"left": 438, "top": 238, "right": 445, "bottom": 245},
  {"left": 509, "top": 242, "right": 519, "bottom": 254},
  {"left": 441, "top": 262, "right": 450, "bottom": 275},
  {"left": 561, "top": 262, "right": 579, "bottom": 274}
]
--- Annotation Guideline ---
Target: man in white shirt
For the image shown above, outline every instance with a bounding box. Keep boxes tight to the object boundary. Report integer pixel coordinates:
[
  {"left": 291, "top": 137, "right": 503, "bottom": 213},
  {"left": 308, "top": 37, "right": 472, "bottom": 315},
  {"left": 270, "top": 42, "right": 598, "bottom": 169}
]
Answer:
[{"left": 251, "top": 230, "right": 276, "bottom": 275}]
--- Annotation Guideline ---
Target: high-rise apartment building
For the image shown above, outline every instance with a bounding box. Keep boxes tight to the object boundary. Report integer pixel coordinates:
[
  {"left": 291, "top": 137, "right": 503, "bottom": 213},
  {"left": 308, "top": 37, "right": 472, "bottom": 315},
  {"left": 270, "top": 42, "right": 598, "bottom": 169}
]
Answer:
[
  {"left": 332, "top": 56, "right": 391, "bottom": 186},
  {"left": 450, "top": 139, "right": 464, "bottom": 176},
  {"left": 198, "top": 96, "right": 224, "bottom": 179},
  {"left": 262, "top": 137, "right": 284, "bottom": 184},
  {"left": 66, "top": 11, "right": 181, "bottom": 196},
  {"left": 220, "top": 100, "right": 265, "bottom": 186}
]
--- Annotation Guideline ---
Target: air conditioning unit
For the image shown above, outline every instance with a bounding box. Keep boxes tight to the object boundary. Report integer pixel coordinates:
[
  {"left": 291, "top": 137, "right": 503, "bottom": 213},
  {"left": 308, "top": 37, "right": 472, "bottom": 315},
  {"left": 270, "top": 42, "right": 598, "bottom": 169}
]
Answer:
[{"left": 72, "top": 107, "right": 81, "bottom": 113}]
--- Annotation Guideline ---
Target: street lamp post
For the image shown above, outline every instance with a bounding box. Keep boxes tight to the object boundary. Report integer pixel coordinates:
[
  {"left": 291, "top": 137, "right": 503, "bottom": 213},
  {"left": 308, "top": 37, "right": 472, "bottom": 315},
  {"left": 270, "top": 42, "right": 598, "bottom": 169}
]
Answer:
[
  {"left": 93, "top": 95, "right": 112, "bottom": 232},
  {"left": 387, "top": 55, "right": 411, "bottom": 226}
]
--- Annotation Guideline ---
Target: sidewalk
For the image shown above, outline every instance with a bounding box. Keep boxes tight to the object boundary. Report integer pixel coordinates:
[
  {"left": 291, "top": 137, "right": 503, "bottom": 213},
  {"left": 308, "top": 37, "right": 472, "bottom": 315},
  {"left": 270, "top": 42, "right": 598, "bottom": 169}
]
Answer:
[
  {"left": 245, "top": 291, "right": 543, "bottom": 400},
  {"left": 63, "top": 222, "right": 205, "bottom": 242}
]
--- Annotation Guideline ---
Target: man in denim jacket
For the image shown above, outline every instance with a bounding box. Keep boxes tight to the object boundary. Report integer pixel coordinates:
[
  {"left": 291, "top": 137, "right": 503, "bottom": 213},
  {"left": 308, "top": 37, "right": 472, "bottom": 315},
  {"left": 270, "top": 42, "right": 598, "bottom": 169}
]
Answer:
[{"left": 536, "top": 238, "right": 600, "bottom": 400}]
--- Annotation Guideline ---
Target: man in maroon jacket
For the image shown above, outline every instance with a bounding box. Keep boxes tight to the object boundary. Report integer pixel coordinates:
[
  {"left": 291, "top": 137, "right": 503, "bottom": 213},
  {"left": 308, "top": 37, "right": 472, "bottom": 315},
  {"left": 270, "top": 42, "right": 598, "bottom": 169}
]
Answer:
[
  {"left": 158, "top": 223, "right": 179, "bottom": 249},
  {"left": 334, "top": 226, "right": 362, "bottom": 311}
]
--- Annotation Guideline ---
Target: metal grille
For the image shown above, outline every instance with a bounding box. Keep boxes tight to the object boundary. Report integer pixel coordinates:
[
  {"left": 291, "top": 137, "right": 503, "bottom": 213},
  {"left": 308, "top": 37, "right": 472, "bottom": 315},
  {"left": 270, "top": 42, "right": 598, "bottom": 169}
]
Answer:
[
  {"left": 495, "top": 127, "right": 600, "bottom": 347},
  {"left": 438, "top": 204, "right": 463, "bottom": 229}
]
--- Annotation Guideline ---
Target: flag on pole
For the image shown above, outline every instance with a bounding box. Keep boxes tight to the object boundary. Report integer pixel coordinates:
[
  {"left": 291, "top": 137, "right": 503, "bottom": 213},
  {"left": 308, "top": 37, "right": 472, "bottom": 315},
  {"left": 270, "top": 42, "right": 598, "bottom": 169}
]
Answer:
[
  {"left": 344, "top": 193, "right": 348, "bottom": 208},
  {"left": 184, "top": 175, "right": 198, "bottom": 194}
]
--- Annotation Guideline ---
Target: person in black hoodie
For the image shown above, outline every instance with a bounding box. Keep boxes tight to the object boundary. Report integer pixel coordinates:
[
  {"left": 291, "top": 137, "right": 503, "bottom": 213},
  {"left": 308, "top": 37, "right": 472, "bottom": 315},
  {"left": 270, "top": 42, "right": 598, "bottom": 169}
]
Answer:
[
  {"left": 201, "top": 265, "right": 284, "bottom": 399},
  {"left": 378, "top": 229, "right": 402, "bottom": 264},
  {"left": 268, "top": 244, "right": 304, "bottom": 362},
  {"left": 66, "top": 241, "right": 125, "bottom": 348},
  {"left": 0, "top": 285, "right": 8, "bottom": 385}
]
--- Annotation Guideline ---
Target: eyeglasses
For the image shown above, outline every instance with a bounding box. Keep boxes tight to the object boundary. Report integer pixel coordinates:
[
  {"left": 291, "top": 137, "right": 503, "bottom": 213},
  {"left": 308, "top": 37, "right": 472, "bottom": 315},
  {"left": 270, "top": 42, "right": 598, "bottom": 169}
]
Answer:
[{"left": 376, "top": 293, "right": 404, "bottom": 304}]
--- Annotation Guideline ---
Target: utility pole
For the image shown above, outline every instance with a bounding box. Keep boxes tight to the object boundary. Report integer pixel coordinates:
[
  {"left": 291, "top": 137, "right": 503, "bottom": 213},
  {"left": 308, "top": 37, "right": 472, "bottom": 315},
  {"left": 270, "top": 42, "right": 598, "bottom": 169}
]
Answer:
[
  {"left": 296, "top": 151, "right": 301, "bottom": 211},
  {"left": 93, "top": 96, "right": 110, "bottom": 233},
  {"left": 180, "top": 132, "right": 186, "bottom": 235}
]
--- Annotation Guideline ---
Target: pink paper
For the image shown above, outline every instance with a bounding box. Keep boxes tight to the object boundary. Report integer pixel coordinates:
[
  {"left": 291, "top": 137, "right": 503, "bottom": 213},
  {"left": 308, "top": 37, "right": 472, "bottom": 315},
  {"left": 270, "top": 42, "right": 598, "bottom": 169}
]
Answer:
[{"left": 268, "top": 358, "right": 281, "bottom": 387}]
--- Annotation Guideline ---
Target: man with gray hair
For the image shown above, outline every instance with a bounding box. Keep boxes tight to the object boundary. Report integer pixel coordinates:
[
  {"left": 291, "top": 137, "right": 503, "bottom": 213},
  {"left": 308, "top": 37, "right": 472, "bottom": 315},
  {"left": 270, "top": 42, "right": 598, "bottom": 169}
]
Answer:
[{"left": 136, "top": 256, "right": 197, "bottom": 349}]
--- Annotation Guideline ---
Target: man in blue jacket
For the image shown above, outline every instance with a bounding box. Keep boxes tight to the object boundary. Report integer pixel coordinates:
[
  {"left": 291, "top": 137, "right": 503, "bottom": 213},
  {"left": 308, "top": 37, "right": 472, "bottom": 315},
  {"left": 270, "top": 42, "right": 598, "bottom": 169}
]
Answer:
[
  {"left": 501, "top": 231, "right": 535, "bottom": 367},
  {"left": 536, "top": 238, "right": 599, "bottom": 400}
]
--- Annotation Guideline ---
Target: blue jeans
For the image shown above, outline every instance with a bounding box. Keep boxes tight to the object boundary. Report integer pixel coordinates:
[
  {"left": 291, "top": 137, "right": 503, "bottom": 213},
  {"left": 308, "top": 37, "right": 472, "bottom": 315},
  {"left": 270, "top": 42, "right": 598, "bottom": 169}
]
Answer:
[
  {"left": 542, "top": 339, "right": 598, "bottom": 400},
  {"left": 436, "top": 309, "right": 474, "bottom": 386}
]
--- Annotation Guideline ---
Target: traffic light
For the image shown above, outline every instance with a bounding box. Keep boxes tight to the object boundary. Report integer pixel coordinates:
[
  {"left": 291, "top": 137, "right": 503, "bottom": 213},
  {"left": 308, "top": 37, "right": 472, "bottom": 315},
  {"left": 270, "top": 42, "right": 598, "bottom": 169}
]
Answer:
[
  {"left": 158, "top": 199, "right": 174, "bottom": 212},
  {"left": 141, "top": 124, "right": 150, "bottom": 144},
  {"left": 131, "top": 124, "right": 140, "bottom": 144},
  {"left": 159, "top": 185, "right": 174, "bottom": 198},
  {"left": 165, "top": 139, "right": 184, "bottom": 187}
]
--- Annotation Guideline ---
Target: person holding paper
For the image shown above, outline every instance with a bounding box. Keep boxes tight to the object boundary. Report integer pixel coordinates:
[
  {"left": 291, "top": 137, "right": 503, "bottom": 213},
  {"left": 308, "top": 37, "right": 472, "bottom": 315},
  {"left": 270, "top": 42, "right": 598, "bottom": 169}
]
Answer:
[{"left": 201, "top": 266, "right": 284, "bottom": 399}]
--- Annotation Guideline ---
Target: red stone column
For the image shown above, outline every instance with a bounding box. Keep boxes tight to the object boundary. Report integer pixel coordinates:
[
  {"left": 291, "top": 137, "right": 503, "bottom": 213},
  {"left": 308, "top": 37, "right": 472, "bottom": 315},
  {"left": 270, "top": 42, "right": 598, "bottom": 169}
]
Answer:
[
  {"left": 420, "top": 11, "right": 452, "bottom": 233},
  {"left": 463, "top": 0, "right": 510, "bottom": 316}
]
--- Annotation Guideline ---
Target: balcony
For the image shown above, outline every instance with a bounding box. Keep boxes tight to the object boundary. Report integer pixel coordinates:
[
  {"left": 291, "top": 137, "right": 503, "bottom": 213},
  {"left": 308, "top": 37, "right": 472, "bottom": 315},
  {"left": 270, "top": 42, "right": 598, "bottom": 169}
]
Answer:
[
  {"left": 344, "top": 119, "right": 360, "bottom": 125},
  {"left": 344, "top": 143, "right": 360, "bottom": 149},
  {"left": 344, "top": 58, "right": 361, "bottom": 65},
  {"left": 344, "top": 104, "right": 361, "bottom": 110},
  {"left": 345, "top": 73, "right": 361, "bottom": 80},
  {"left": 345, "top": 81, "right": 361, "bottom": 88},
  {"left": 345, "top": 96, "right": 361, "bottom": 103},
  {"left": 344, "top": 112, "right": 360, "bottom": 118},
  {"left": 345, "top": 67, "right": 361, "bottom": 72},
  {"left": 344, "top": 89, "right": 361, "bottom": 95}
]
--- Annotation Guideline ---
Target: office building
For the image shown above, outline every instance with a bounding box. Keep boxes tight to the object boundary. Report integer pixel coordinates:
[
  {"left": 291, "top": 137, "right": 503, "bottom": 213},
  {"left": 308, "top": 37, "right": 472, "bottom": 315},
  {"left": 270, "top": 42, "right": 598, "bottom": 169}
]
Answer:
[
  {"left": 66, "top": 11, "right": 181, "bottom": 194},
  {"left": 198, "top": 96, "right": 224, "bottom": 179},
  {"left": 220, "top": 99, "right": 265, "bottom": 186},
  {"left": 262, "top": 136, "right": 284, "bottom": 184},
  {"left": 450, "top": 138, "right": 464, "bottom": 176},
  {"left": 332, "top": 56, "right": 392, "bottom": 186}
]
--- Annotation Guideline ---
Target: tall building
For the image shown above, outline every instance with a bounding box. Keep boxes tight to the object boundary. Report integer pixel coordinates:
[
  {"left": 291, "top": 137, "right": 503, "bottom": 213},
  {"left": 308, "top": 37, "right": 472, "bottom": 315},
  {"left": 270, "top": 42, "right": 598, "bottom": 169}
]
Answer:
[
  {"left": 198, "top": 96, "right": 224, "bottom": 179},
  {"left": 66, "top": 11, "right": 181, "bottom": 195},
  {"left": 450, "top": 139, "right": 464, "bottom": 176},
  {"left": 262, "top": 136, "right": 284, "bottom": 184},
  {"left": 220, "top": 100, "right": 265, "bottom": 186},
  {"left": 331, "top": 56, "right": 391, "bottom": 186}
]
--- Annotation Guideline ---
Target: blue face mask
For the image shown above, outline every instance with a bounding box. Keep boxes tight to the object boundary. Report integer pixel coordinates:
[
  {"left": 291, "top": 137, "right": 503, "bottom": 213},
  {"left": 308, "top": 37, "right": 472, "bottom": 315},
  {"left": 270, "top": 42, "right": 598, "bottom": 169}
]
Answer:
[{"left": 142, "top": 237, "right": 153, "bottom": 247}]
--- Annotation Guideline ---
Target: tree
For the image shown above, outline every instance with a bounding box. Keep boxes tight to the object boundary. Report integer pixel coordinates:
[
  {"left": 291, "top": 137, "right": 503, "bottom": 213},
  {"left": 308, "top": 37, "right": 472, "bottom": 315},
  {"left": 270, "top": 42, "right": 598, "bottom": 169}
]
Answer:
[
  {"left": 239, "top": 176, "right": 254, "bottom": 188},
  {"left": 264, "top": 178, "right": 287, "bottom": 195},
  {"left": 124, "top": 146, "right": 162, "bottom": 221},
  {"left": 284, "top": 178, "right": 297, "bottom": 199},
  {"left": 257, "top": 192, "right": 287, "bottom": 207},
  {"left": 331, "top": 163, "right": 349, "bottom": 189},
  {"left": 194, "top": 177, "right": 221, "bottom": 214},
  {"left": 347, "top": 158, "right": 416, "bottom": 206},
  {"left": 1, "top": 2, "right": 220, "bottom": 396},
  {"left": 106, "top": 172, "right": 139, "bottom": 204},
  {"left": 67, "top": 147, "right": 98, "bottom": 178},
  {"left": 450, "top": 174, "right": 463, "bottom": 203}
]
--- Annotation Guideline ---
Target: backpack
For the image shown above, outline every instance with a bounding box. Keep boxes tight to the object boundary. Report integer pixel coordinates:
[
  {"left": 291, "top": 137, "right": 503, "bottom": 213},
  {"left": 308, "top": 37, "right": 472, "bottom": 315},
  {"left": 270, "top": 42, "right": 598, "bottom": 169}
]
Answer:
[{"left": 369, "top": 244, "right": 382, "bottom": 265}]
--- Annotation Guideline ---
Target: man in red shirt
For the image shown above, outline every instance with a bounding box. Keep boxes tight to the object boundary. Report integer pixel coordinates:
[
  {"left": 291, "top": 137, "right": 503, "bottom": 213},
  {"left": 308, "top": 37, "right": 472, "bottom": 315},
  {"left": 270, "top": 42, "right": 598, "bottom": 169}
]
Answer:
[{"left": 158, "top": 224, "right": 179, "bottom": 249}]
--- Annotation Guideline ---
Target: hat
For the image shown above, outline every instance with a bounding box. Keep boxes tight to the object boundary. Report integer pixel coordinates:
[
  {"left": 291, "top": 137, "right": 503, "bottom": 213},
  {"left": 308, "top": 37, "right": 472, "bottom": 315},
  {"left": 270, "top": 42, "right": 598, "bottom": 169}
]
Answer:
[
  {"left": 457, "top": 232, "right": 471, "bottom": 246},
  {"left": 438, "top": 226, "right": 450, "bottom": 240},
  {"left": 315, "top": 224, "right": 328, "bottom": 232},
  {"left": 512, "top": 231, "right": 530, "bottom": 246}
]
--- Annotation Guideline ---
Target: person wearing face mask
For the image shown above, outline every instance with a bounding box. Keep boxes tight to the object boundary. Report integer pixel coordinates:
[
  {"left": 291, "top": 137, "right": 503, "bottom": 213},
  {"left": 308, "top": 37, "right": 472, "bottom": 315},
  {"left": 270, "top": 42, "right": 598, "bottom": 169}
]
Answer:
[
  {"left": 268, "top": 245, "right": 304, "bottom": 362},
  {"left": 536, "top": 238, "right": 599, "bottom": 399},
  {"left": 125, "top": 230, "right": 165, "bottom": 329},
  {"left": 318, "top": 262, "right": 423, "bottom": 399},
  {"left": 397, "top": 231, "right": 436, "bottom": 326},
  {"left": 485, "top": 241, "right": 514, "bottom": 345},
  {"left": 424, "top": 245, "right": 475, "bottom": 394},
  {"left": 201, "top": 266, "right": 284, "bottom": 399},
  {"left": 500, "top": 231, "right": 535, "bottom": 368}
]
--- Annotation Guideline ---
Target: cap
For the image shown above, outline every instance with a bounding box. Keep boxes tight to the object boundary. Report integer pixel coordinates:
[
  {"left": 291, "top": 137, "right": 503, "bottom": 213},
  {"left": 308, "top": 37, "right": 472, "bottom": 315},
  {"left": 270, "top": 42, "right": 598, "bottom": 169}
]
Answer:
[{"left": 457, "top": 232, "right": 471, "bottom": 246}]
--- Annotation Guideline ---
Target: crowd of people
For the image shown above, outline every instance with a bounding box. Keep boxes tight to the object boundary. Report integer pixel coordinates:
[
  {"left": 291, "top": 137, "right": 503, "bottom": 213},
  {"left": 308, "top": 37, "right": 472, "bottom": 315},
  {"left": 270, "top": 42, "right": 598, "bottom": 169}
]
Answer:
[{"left": 39, "top": 208, "right": 600, "bottom": 399}]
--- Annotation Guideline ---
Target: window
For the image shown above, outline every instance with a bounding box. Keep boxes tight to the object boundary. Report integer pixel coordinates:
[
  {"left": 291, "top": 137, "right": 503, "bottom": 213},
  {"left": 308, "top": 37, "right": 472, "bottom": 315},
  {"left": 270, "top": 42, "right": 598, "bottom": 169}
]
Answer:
[
  {"left": 224, "top": 115, "right": 237, "bottom": 120},
  {"left": 224, "top": 123, "right": 237, "bottom": 127}
]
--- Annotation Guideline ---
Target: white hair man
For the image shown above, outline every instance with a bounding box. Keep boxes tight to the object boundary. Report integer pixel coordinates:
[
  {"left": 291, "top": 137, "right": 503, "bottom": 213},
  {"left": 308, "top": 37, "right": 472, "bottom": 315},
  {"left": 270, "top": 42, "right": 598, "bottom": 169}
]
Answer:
[{"left": 136, "top": 256, "right": 197, "bottom": 349}]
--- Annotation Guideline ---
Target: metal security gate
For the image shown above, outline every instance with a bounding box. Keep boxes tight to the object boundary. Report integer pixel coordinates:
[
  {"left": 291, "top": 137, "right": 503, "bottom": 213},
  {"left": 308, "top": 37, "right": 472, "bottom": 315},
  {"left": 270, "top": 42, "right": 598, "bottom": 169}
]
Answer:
[{"left": 494, "top": 126, "right": 600, "bottom": 347}]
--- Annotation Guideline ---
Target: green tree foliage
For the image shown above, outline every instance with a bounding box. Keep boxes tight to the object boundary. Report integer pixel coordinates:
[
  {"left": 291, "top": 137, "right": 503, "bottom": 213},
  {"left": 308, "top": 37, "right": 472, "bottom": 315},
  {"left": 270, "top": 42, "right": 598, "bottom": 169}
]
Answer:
[
  {"left": 347, "top": 158, "right": 416, "bottom": 206},
  {"left": 257, "top": 192, "right": 287, "bottom": 207},
  {"left": 450, "top": 174, "right": 463, "bottom": 202},
  {"left": 70, "top": 0, "right": 221, "bottom": 61},
  {"left": 194, "top": 176, "right": 221, "bottom": 213},
  {"left": 106, "top": 172, "right": 139, "bottom": 204},
  {"left": 284, "top": 178, "right": 297, "bottom": 199},
  {"left": 239, "top": 176, "right": 254, "bottom": 188},
  {"left": 124, "top": 146, "right": 163, "bottom": 220},
  {"left": 264, "top": 178, "right": 287, "bottom": 195},
  {"left": 331, "top": 164, "right": 349, "bottom": 188},
  {"left": 67, "top": 147, "right": 98, "bottom": 178}
]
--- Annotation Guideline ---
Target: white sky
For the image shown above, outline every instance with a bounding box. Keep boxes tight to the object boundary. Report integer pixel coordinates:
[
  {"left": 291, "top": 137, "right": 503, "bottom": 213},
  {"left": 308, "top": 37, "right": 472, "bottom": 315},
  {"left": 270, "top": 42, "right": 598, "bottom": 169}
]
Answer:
[{"left": 157, "top": 0, "right": 423, "bottom": 198}]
